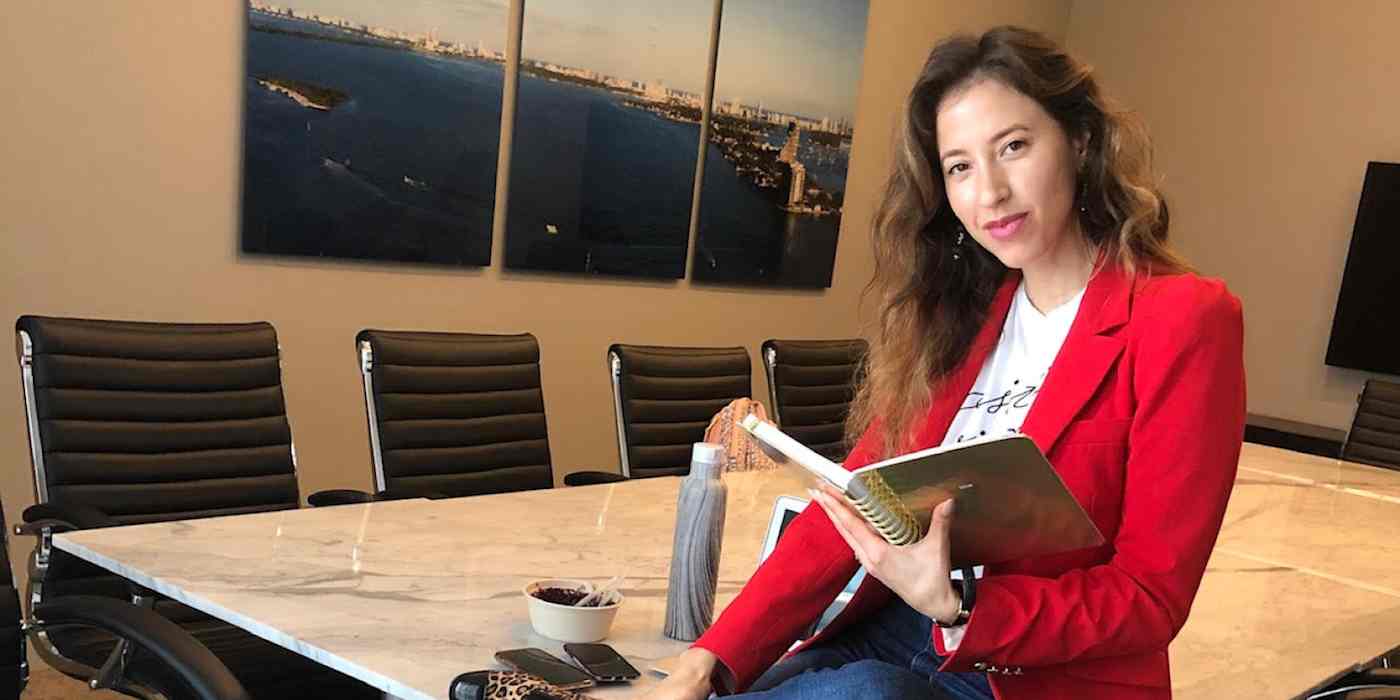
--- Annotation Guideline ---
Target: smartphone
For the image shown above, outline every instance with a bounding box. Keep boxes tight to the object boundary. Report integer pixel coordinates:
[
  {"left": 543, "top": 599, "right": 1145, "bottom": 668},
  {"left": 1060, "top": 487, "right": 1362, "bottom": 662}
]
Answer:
[
  {"left": 493, "top": 648, "right": 596, "bottom": 690},
  {"left": 562, "top": 643, "right": 642, "bottom": 682}
]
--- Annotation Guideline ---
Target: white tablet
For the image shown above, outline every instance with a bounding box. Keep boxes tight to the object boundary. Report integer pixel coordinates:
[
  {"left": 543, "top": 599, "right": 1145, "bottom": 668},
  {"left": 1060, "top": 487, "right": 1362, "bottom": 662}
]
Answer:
[{"left": 759, "top": 495, "right": 810, "bottom": 564}]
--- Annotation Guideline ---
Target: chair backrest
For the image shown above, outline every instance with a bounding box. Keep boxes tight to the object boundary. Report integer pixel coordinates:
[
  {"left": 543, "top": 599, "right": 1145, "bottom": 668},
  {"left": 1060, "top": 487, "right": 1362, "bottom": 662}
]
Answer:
[
  {"left": 357, "top": 329, "right": 554, "bottom": 497},
  {"left": 761, "top": 338, "right": 867, "bottom": 462},
  {"left": 609, "top": 344, "right": 751, "bottom": 479},
  {"left": 1341, "top": 378, "right": 1400, "bottom": 470},
  {"left": 15, "top": 316, "right": 300, "bottom": 523}
]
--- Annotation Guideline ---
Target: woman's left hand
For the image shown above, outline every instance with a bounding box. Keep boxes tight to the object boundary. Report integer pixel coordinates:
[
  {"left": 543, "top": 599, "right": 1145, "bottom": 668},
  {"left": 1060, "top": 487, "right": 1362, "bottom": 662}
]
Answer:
[{"left": 809, "top": 483, "right": 961, "bottom": 623}]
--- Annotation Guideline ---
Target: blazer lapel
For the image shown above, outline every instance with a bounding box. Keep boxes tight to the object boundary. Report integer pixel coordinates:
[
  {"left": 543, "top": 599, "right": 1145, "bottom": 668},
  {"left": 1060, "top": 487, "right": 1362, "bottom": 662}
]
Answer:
[{"left": 1019, "top": 262, "right": 1133, "bottom": 454}]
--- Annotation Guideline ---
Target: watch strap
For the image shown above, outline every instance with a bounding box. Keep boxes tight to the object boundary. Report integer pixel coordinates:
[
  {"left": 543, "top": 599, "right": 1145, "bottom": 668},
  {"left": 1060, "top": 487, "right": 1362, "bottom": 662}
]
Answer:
[{"left": 934, "top": 565, "right": 977, "bottom": 628}]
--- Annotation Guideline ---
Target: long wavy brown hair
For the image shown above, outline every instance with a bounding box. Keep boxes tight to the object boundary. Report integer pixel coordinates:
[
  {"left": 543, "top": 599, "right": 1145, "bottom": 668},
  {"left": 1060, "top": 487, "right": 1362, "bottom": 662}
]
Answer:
[{"left": 847, "top": 26, "right": 1190, "bottom": 459}]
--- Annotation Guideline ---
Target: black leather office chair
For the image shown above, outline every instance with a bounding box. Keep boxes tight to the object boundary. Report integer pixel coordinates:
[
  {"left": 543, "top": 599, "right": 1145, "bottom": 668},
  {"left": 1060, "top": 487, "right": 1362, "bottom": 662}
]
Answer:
[
  {"left": 1341, "top": 379, "right": 1400, "bottom": 471},
  {"left": 2, "top": 499, "right": 252, "bottom": 700},
  {"left": 1297, "top": 644, "right": 1400, "bottom": 699},
  {"left": 761, "top": 339, "right": 867, "bottom": 462},
  {"left": 327, "top": 329, "right": 555, "bottom": 502},
  {"left": 599, "top": 344, "right": 751, "bottom": 480},
  {"left": 0, "top": 513, "right": 19, "bottom": 700},
  {"left": 13, "top": 316, "right": 377, "bottom": 698}
]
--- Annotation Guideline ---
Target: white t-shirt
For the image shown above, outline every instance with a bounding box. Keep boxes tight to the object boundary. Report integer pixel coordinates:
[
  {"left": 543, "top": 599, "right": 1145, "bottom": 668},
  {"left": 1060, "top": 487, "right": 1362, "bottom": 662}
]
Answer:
[
  {"left": 942, "top": 280, "right": 1085, "bottom": 448},
  {"left": 938, "top": 278, "right": 1085, "bottom": 650}
]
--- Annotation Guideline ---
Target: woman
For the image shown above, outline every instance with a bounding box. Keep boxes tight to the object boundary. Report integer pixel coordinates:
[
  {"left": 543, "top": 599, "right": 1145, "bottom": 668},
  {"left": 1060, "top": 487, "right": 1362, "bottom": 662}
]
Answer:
[{"left": 647, "top": 25, "right": 1245, "bottom": 700}]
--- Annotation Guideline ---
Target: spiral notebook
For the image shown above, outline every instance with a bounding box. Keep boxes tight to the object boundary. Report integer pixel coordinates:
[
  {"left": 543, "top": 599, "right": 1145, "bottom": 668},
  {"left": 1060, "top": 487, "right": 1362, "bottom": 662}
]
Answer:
[{"left": 740, "top": 416, "right": 1105, "bottom": 567}]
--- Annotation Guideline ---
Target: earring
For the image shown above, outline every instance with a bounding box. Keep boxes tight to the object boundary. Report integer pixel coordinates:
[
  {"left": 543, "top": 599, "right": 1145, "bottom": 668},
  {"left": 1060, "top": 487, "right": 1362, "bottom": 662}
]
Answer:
[
  {"left": 952, "top": 225, "right": 966, "bottom": 260},
  {"left": 1078, "top": 180, "right": 1089, "bottom": 214}
]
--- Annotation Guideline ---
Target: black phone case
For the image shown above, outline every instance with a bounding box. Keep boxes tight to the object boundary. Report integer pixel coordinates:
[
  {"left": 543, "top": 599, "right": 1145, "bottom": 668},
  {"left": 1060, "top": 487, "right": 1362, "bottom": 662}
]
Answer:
[
  {"left": 493, "top": 649, "right": 595, "bottom": 690},
  {"left": 562, "top": 643, "right": 640, "bottom": 681}
]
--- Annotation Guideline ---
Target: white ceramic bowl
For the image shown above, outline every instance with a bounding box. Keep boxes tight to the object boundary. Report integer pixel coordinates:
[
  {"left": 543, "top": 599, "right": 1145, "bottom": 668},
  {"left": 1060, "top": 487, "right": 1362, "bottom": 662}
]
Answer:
[{"left": 523, "top": 579, "right": 623, "bottom": 643}]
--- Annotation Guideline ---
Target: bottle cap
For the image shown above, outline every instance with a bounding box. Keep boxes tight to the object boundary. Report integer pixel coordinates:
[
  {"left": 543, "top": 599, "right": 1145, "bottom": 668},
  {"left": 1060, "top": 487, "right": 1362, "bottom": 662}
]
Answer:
[
  {"left": 691, "top": 442, "right": 725, "bottom": 466},
  {"left": 690, "top": 442, "right": 725, "bottom": 479}
]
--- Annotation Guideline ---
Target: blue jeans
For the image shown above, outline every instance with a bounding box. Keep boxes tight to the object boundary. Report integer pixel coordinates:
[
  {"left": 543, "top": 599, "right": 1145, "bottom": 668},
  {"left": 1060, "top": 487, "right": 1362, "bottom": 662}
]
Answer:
[{"left": 732, "top": 597, "right": 994, "bottom": 700}]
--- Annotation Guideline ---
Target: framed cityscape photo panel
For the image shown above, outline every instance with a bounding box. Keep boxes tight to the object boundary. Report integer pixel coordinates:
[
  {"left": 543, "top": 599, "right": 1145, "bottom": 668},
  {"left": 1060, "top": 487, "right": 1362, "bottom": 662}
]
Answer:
[
  {"left": 692, "top": 0, "right": 868, "bottom": 288},
  {"left": 242, "top": 1, "right": 504, "bottom": 266},
  {"left": 503, "top": 1, "right": 713, "bottom": 278}
]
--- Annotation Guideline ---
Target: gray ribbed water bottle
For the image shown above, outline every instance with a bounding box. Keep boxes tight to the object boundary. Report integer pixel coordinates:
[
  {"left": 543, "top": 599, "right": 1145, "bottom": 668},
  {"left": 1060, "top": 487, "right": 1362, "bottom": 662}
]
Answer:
[{"left": 663, "top": 442, "right": 728, "bottom": 641}]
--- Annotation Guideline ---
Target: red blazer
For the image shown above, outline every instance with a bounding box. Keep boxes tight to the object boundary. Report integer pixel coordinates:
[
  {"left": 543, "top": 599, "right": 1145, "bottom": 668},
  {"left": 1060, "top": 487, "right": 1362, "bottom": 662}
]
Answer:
[{"left": 695, "top": 264, "right": 1246, "bottom": 699}]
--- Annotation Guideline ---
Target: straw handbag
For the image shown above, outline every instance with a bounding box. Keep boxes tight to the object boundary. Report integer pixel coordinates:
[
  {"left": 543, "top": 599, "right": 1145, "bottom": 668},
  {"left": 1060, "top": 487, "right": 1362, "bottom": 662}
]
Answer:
[{"left": 702, "top": 398, "right": 777, "bottom": 473}]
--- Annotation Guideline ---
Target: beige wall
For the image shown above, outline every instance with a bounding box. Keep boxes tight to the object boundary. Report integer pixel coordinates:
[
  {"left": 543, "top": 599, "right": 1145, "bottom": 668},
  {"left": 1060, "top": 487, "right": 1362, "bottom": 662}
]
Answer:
[
  {"left": 1066, "top": 1, "right": 1400, "bottom": 432},
  {"left": 0, "top": 0, "right": 1070, "bottom": 597}
]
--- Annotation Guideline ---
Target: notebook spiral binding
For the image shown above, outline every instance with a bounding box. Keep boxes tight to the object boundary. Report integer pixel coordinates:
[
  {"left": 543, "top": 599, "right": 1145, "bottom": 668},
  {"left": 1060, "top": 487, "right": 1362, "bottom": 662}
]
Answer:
[{"left": 847, "top": 472, "right": 922, "bottom": 546}]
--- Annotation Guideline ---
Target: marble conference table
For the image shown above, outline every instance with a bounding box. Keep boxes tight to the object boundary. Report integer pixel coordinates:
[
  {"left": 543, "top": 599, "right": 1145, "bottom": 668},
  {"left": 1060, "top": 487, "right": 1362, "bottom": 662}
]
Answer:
[{"left": 52, "top": 443, "right": 1400, "bottom": 700}]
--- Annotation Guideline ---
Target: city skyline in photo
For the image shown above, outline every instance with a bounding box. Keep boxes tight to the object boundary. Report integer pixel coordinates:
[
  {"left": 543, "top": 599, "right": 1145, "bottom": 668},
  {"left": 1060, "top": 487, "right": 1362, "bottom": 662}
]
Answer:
[
  {"left": 249, "top": 0, "right": 866, "bottom": 123},
  {"left": 521, "top": 0, "right": 711, "bottom": 102},
  {"left": 713, "top": 0, "right": 866, "bottom": 124},
  {"left": 257, "top": 0, "right": 511, "bottom": 53}
]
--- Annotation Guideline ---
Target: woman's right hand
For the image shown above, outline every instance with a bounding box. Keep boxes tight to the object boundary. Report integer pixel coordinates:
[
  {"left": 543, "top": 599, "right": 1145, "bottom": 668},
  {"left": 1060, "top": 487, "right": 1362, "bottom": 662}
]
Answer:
[{"left": 641, "top": 647, "right": 720, "bottom": 700}]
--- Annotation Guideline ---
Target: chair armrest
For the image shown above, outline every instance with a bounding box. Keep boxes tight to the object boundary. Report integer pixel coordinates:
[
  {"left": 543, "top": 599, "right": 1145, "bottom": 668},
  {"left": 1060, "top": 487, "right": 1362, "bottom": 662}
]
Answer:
[
  {"left": 16, "top": 502, "right": 115, "bottom": 535},
  {"left": 306, "top": 489, "right": 375, "bottom": 507},
  {"left": 307, "top": 488, "right": 451, "bottom": 506},
  {"left": 562, "top": 471, "right": 629, "bottom": 486},
  {"left": 32, "top": 595, "right": 251, "bottom": 700},
  {"left": 373, "top": 487, "right": 447, "bottom": 501},
  {"left": 1331, "top": 690, "right": 1400, "bottom": 699},
  {"left": 1359, "top": 667, "right": 1400, "bottom": 685}
]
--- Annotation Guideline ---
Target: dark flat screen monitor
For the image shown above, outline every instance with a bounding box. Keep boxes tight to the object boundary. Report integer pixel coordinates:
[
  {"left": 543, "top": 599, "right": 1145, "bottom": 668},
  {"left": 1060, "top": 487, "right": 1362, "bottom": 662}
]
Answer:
[{"left": 1326, "top": 161, "right": 1400, "bottom": 375}]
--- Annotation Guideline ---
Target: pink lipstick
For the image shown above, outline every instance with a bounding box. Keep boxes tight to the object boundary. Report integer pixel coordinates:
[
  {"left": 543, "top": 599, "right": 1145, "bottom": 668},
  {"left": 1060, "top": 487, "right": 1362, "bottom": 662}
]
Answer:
[{"left": 984, "top": 213, "right": 1027, "bottom": 241}]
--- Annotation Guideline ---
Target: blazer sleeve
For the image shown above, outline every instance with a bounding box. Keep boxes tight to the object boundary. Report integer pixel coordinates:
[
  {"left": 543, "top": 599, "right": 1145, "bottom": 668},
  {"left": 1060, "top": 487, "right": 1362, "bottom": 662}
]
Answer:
[
  {"left": 690, "top": 424, "right": 882, "bottom": 691},
  {"left": 938, "top": 277, "right": 1246, "bottom": 671}
]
